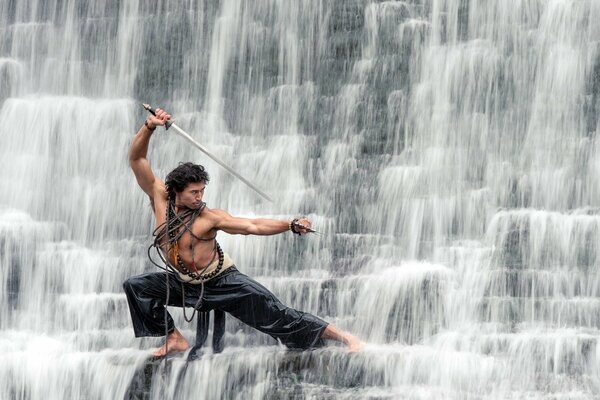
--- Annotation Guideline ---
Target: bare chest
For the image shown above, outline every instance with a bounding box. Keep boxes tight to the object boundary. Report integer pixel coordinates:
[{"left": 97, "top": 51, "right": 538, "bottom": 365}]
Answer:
[{"left": 159, "top": 213, "right": 218, "bottom": 269}]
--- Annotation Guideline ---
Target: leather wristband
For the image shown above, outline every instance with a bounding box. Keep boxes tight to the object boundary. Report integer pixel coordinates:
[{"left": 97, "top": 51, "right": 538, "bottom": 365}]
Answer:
[
  {"left": 290, "top": 218, "right": 301, "bottom": 235},
  {"left": 145, "top": 120, "right": 156, "bottom": 131}
]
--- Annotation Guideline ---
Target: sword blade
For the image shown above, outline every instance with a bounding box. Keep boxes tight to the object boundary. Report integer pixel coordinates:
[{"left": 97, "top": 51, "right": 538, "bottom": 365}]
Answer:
[
  {"left": 170, "top": 123, "right": 274, "bottom": 202},
  {"left": 143, "top": 104, "right": 273, "bottom": 202}
]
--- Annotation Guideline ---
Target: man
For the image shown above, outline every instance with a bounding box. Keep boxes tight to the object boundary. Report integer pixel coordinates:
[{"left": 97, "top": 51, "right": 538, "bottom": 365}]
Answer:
[{"left": 123, "top": 107, "right": 362, "bottom": 356}]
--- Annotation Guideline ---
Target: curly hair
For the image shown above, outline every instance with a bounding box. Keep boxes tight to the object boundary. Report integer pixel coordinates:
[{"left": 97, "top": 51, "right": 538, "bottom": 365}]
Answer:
[{"left": 165, "top": 162, "right": 210, "bottom": 201}]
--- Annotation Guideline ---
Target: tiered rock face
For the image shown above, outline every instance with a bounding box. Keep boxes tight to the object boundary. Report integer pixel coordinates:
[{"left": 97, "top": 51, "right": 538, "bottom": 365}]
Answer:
[{"left": 0, "top": 1, "right": 599, "bottom": 399}]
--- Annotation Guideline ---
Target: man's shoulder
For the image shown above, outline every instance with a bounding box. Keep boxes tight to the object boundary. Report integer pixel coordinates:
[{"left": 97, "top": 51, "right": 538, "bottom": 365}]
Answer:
[
  {"left": 150, "top": 179, "right": 166, "bottom": 197},
  {"left": 153, "top": 178, "right": 166, "bottom": 190},
  {"left": 199, "top": 208, "right": 231, "bottom": 232},
  {"left": 204, "top": 207, "right": 230, "bottom": 219}
]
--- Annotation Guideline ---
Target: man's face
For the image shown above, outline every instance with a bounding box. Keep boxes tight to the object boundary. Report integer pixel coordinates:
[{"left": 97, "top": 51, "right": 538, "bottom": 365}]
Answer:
[{"left": 176, "top": 182, "right": 206, "bottom": 209}]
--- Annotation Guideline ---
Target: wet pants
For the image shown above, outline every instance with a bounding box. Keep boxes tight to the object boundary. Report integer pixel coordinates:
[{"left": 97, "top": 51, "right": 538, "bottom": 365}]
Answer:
[{"left": 123, "top": 266, "right": 328, "bottom": 350}]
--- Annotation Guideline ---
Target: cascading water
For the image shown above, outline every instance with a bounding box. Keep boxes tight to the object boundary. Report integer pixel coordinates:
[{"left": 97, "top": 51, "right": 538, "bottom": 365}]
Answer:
[{"left": 1, "top": 0, "right": 599, "bottom": 399}]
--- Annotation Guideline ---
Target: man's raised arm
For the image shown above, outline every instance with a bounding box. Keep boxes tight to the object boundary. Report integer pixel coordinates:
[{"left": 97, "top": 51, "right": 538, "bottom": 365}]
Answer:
[{"left": 128, "top": 108, "right": 171, "bottom": 197}]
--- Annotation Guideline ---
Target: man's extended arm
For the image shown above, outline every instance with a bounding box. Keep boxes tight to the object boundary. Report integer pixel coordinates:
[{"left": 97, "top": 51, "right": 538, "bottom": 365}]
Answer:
[
  {"left": 212, "top": 209, "right": 312, "bottom": 236},
  {"left": 129, "top": 108, "right": 171, "bottom": 197}
]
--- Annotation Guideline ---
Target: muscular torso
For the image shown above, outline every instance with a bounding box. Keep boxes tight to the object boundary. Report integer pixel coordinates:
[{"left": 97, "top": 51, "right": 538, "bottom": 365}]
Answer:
[{"left": 151, "top": 181, "right": 221, "bottom": 274}]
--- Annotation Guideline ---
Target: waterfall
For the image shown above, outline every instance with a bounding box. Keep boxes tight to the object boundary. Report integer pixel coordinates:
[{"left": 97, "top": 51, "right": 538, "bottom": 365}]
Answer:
[{"left": 1, "top": 0, "right": 599, "bottom": 398}]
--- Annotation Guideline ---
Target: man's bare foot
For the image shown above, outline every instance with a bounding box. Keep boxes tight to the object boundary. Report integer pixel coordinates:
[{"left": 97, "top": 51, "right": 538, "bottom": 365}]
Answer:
[
  {"left": 347, "top": 335, "right": 364, "bottom": 353},
  {"left": 151, "top": 328, "right": 190, "bottom": 357},
  {"left": 321, "top": 324, "right": 364, "bottom": 352}
]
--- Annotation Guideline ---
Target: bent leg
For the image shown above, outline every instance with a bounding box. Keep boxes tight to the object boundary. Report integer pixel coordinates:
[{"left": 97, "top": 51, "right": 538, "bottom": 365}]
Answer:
[{"left": 123, "top": 272, "right": 199, "bottom": 338}]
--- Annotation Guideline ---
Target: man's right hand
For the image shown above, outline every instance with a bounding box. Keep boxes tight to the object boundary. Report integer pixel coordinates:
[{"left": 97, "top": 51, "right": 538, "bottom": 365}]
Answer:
[{"left": 146, "top": 107, "right": 172, "bottom": 130}]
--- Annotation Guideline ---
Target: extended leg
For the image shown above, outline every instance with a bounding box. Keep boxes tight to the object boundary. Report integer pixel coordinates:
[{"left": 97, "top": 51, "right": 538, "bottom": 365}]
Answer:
[{"left": 204, "top": 268, "right": 358, "bottom": 350}]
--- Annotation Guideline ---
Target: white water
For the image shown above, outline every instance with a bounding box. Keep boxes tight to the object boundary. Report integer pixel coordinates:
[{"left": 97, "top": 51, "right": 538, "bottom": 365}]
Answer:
[{"left": 1, "top": 1, "right": 599, "bottom": 399}]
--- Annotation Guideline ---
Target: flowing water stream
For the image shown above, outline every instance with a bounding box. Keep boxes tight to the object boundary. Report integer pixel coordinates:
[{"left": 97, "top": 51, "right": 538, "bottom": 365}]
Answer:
[{"left": 1, "top": 1, "right": 599, "bottom": 399}]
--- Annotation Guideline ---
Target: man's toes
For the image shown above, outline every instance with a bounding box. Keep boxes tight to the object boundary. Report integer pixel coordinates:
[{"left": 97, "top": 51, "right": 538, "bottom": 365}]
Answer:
[{"left": 151, "top": 346, "right": 166, "bottom": 357}]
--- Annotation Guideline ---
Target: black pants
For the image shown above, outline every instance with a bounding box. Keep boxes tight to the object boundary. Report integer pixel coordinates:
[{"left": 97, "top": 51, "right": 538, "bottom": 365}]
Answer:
[{"left": 123, "top": 266, "right": 328, "bottom": 350}]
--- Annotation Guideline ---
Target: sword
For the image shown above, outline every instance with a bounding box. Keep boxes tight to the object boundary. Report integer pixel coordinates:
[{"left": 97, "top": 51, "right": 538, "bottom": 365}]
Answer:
[{"left": 143, "top": 103, "right": 273, "bottom": 202}]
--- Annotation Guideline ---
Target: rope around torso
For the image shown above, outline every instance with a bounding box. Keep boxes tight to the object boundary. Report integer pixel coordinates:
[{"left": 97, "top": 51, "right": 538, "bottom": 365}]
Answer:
[{"left": 147, "top": 200, "right": 224, "bottom": 330}]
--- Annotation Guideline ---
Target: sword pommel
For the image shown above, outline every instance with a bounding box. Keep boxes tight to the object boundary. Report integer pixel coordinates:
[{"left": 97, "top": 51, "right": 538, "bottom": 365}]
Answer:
[{"left": 142, "top": 103, "right": 156, "bottom": 116}]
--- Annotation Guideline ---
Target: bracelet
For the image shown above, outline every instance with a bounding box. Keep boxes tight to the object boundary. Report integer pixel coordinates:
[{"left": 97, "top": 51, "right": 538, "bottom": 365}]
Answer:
[
  {"left": 144, "top": 120, "right": 156, "bottom": 131},
  {"left": 290, "top": 218, "right": 301, "bottom": 235}
]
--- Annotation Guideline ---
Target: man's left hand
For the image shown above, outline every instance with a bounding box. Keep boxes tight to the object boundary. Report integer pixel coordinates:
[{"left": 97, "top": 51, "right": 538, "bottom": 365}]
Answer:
[{"left": 294, "top": 218, "right": 312, "bottom": 235}]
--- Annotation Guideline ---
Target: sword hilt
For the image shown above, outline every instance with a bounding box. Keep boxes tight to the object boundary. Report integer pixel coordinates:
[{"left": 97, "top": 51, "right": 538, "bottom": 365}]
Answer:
[
  {"left": 291, "top": 221, "right": 321, "bottom": 236},
  {"left": 142, "top": 103, "right": 173, "bottom": 130}
]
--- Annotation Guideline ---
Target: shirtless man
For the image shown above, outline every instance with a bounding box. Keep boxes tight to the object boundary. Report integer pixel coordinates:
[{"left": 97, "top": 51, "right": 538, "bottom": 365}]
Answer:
[{"left": 123, "top": 107, "right": 362, "bottom": 356}]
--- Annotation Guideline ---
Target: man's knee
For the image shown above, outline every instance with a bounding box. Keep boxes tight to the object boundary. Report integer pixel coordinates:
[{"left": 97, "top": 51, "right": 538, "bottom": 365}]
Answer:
[{"left": 122, "top": 275, "right": 143, "bottom": 295}]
